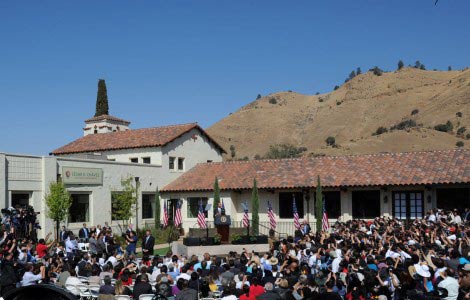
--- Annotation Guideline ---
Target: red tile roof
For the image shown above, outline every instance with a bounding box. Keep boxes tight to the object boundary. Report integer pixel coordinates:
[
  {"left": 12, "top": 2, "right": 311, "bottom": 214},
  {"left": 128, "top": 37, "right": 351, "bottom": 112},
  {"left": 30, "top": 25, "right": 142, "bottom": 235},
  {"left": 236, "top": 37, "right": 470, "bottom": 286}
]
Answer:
[
  {"left": 51, "top": 123, "right": 225, "bottom": 155},
  {"left": 84, "top": 114, "right": 131, "bottom": 125},
  {"left": 161, "top": 149, "right": 470, "bottom": 192}
]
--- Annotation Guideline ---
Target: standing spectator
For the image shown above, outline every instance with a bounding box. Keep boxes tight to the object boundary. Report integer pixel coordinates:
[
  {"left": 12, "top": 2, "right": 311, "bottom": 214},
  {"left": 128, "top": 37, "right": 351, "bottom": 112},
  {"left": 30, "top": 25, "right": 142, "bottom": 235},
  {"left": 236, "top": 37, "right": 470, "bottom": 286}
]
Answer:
[
  {"left": 59, "top": 226, "right": 68, "bottom": 242},
  {"left": 0, "top": 251, "right": 19, "bottom": 296},
  {"left": 142, "top": 229, "right": 155, "bottom": 257},
  {"left": 125, "top": 230, "right": 137, "bottom": 256},
  {"left": 78, "top": 223, "right": 90, "bottom": 241},
  {"left": 88, "top": 232, "right": 98, "bottom": 255}
]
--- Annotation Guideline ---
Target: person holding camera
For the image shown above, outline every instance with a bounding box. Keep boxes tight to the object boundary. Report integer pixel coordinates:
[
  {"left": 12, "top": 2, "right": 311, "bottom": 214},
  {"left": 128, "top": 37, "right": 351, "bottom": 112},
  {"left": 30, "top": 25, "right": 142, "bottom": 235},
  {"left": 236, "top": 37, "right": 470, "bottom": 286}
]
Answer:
[{"left": 124, "top": 230, "right": 137, "bottom": 256}]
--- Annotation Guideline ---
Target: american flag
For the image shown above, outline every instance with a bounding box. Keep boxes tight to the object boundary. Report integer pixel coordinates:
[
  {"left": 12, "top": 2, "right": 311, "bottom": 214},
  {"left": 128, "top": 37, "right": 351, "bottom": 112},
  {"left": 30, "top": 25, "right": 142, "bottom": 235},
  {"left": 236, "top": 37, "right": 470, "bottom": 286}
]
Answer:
[
  {"left": 293, "top": 196, "right": 301, "bottom": 230},
  {"left": 242, "top": 202, "right": 250, "bottom": 228},
  {"left": 162, "top": 200, "right": 169, "bottom": 227},
  {"left": 267, "top": 201, "right": 276, "bottom": 230},
  {"left": 197, "top": 201, "right": 207, "bottom": 229},
  {"left": 322, "top": 198, "right": 330, "bottom": 232},
  {"left": 174, "top": 201, "right": 182, "bottom": 227}
]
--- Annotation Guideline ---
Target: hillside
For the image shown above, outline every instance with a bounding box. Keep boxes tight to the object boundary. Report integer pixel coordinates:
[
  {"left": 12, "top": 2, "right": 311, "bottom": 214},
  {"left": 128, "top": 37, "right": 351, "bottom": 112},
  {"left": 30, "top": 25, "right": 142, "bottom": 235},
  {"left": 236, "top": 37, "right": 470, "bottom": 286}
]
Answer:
[{"left": 207, "top": 68, "right": 470, "bottom": 159}]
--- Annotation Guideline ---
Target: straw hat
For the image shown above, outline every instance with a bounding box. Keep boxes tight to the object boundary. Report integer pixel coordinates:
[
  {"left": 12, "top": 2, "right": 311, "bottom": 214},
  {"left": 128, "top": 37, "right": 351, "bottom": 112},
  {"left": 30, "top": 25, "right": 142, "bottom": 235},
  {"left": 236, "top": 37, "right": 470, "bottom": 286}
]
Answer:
[
  {"left": 116, "top": 254, "right": 123, "bottom": 261},
  {"left": 268, "top": 257, "right": 278, "bottom": 265}
]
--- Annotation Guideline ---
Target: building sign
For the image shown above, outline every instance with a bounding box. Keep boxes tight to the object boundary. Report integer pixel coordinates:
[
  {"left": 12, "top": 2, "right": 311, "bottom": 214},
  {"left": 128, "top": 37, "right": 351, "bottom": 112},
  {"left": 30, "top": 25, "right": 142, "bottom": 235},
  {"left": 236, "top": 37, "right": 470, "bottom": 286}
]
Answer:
[{"left": 62, "top": 167, "right": 103, "bottom": 185}]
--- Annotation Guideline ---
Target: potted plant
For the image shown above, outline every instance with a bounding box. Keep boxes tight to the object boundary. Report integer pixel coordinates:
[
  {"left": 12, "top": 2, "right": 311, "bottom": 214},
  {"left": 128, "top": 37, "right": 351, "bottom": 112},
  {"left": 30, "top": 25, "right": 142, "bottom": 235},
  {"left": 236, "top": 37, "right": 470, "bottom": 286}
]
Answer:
[
  {"left": 214, "top": 233, "right": 221, "bottom": 245},
  {"left": 250, "top": 236, "right": 258, "bottom": 244},
  {"left": 231, "top": 233, "right": 241, "bottom": 244}
]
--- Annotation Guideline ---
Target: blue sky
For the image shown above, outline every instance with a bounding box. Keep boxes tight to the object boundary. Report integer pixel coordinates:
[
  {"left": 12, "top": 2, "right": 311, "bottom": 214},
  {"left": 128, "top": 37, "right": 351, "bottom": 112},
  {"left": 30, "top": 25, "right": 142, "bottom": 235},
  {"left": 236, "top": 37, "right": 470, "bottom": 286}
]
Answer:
[{"left": 1, "top": 1, "right": 469, "bottom": 155}]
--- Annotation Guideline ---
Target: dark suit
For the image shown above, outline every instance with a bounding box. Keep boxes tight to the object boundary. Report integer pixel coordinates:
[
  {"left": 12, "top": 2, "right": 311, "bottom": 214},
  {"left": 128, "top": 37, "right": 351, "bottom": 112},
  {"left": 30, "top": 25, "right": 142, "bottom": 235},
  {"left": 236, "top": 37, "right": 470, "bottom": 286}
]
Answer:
[
  {"left": 142, "top": 235, "right": 155, "bottom": 256},
  {"left": 60, "top": 230, "right": 68, "bottom": 242},
  {"left": 79, "top": 227, "right": 90, "bottom": 240}
]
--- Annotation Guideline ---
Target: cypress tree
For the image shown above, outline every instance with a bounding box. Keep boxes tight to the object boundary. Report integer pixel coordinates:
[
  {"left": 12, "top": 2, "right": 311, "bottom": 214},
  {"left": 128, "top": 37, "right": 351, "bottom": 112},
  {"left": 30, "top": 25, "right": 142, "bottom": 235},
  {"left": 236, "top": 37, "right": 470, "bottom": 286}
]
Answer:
[
  {"left": 356, "top": 67, "right": 362, "bottom": 75},
  {"left": 398, "top": 60, "right": 404, "bottom": 70},
  {"left": 154, "top": 187, "right": 161, "bottom": 228},
  {"left": 95, "top": 79, "right": 109, "bottom": 117},
  {"left": 213, "top": 177, "right": 220, "bottom": 217},
  {"left": 251, "top": 178, "right": 259, "bottom": 236},
  {"left": 315, "top": 176, "right": 323, "bottom": 233}
]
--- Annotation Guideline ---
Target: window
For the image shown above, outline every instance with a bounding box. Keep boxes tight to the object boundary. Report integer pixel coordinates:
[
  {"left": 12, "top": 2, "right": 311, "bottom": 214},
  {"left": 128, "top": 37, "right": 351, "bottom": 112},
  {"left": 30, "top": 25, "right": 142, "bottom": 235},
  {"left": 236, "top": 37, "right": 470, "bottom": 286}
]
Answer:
[
  {"left": 315, "top": 191, "right": 341, "bottom": 219},
  {"left": 207, "top": 160, "right": 213, "bottom": 163},
  {"left": 69, "top": 194, "right": 90, "bottom": 223},
  {"left": 436, "top": 188, "right": 470, "bottom": 211},
  {"left": 142, "top": 194, "right": 155, "bottom": 219},
  {"left": 169, "top": 157, "right": 176, "bottom": 170},
  {"left": 142, "top": 157, "right": 151, "bottom": 164},
  {"left": 393, "top": 191, "right": 423, "bottom": 220},
  {"left": 187, "top": 197, "right": 208, "bottom": 218},
  {"left": 352, "top": 190, "right": 380, "bottom": 219},
  {"left": 94, "top": 129, "right": 98, "bottom": 134},
  {"left": 279, "top": 192, "right": 304, "bottom": 219},
  {"left": 130, "top": 158, "right": 138, "bottom": 163},
  {"left": 11, "top": 193, "right": 30, "bottom": 208},
  {"left": 178, "top": 157, "right": 185, "bottom": 170},
  {"left": 107, "top": 158, "right": 116, "bottom": 162}
]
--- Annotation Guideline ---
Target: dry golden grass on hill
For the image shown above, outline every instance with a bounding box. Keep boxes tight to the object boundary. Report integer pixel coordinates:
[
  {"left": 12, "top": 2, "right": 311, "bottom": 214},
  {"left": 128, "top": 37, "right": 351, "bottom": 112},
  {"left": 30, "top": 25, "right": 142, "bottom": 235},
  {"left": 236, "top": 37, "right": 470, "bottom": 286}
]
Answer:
[{"left": 207, "top": 68, "right": 470, "bottom": 159}]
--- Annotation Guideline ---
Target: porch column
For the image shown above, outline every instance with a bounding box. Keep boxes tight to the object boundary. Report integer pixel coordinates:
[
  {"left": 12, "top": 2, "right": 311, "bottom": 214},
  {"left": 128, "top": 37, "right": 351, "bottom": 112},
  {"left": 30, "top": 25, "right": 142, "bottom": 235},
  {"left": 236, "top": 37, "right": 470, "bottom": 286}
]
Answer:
[{"left": 340, "top": 190, "right": 352, "bottom": 221}]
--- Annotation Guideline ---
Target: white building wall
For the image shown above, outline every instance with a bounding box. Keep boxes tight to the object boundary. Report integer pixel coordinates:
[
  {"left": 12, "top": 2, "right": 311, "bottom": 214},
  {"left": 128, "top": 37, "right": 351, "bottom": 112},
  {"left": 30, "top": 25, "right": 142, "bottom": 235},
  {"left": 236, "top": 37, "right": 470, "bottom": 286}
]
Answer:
[{"left": 105, "top": 147, "right": 163, "bottom": 165}]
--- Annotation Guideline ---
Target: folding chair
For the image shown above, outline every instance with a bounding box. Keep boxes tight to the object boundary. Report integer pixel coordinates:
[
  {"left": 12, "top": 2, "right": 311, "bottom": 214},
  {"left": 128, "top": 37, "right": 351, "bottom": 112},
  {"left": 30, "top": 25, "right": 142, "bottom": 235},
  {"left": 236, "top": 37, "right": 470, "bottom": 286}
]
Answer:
[
  {"left": 115, "top": 296, "right": 131, "bottom": 300},
  {"left": 139, "top": 294, "right": 157, "bottom": 300}
]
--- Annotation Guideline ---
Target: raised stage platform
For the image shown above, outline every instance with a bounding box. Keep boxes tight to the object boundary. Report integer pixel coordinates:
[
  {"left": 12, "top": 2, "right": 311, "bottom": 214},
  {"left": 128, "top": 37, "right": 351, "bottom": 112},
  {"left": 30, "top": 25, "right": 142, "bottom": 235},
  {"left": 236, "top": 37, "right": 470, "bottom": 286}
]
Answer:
[{"left": 171, "top": 241, "right": 270, "bottom": 256}]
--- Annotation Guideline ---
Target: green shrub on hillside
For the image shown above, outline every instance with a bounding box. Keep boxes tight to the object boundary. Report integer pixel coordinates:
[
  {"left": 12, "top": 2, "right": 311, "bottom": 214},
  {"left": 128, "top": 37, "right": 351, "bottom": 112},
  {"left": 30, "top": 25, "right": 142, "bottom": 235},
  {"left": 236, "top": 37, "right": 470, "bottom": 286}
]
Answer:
[
  {"left": 390, "top": 119, "right": 417, "bottom": 131},
  {"left": 264, "top": 144, "right": 307, "bottom": 159},
  {"left": 373, "top": 127, "right": 388, "bottom": 136},
  {"left": 325, "top": 136, "right": 336, "bottom": 146},
  {"left": 434, "top": 121, "right": 453, "bottom": 133},
  {"left": 456, "top": 141, "right": 464, "bottom": 148}
]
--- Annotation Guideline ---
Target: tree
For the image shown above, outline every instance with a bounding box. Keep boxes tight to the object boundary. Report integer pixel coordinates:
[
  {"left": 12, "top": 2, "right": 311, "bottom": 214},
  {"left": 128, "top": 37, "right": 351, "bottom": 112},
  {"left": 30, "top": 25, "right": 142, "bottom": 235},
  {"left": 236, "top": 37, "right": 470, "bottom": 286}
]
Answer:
[
  {"left": 334, "top": 85, "right": 340, "bottom": 90},
  {"left": 420, "top": 64, "right": 426, "bottom": 70},
  {"left": 356, "top": 67, "right": 362, "bottom": 75},
  {"left": 154, "top": 187, "right": 161, "bottom": 228},
  {"left": 213, "top": 177, "right": 221, "bottom": 218},
  {"left": 251, "top": 178, "right": 259, "bottom": 236},
  {"left": 414, "top": 61, "right": 422, "bottom": 69},
  {"left": 95, "top": 79, "right": 109, "bottom": 117},
  {"left": 229, "top": 145, "right": 236, "bottom": 159},
  {"left": 111, "top": 177, "right": 137, "bottom": 233},
  {"left": 325, "top": 136, "right": 336, "bottom": 146},
  {"left": 448, "top": 66, "right": 452, "bottom": 71},
  {"left": 45, "top": 182, "right": 72, "bottom": 240},
  {"left": 315, "top": 176, "right": 323, "bottom": 233},
  {"left": 398, "top": 60, "right": 404, "bottom": 70},
  {"left": 256, "top": 94, "right": 262, "bottom": 100},
  {"left": 371, "top": 66, "right": 383, "bottom": 76}
]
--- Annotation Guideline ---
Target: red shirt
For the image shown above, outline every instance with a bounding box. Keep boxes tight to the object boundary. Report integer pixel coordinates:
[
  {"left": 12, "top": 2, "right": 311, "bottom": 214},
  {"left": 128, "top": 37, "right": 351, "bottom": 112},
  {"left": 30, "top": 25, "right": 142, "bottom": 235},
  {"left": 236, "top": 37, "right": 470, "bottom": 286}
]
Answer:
[
  {"left": 36, "top": 244, "right": 48, "bottom": 258},
  {"left": 250, "top": 285, "right": 265, "bottom": 298}
]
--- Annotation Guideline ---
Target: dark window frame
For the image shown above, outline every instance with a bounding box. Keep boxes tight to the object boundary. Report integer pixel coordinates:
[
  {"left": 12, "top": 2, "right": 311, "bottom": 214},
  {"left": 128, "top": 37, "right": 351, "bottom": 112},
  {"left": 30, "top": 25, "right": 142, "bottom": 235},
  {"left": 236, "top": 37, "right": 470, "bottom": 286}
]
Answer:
[
  {"left": 187, "top": 197, "right": 208, "bottom": 218},
  {"left": 69, "top": 193, "right": 90, "bottom": 223},
  {"left": 279, "top": 192, "right": 304, "bottom": 219},
  {"left": 178, "top": 157, "right": 185, "bottom": 170},
  {"left": 352, "top": 190, "right": 381, "bottom": 219},
  {"left": 142, "top": 193, "right": 155, "bottom": 219},
  {"left": 142, "top": 157, "right": 151, "bottom": 164},
  {"left": 392, "top": 191, "right": 424, "bottom": 220},
  {"left": 130, "top": 157, "right": 138, "bottom": 163},
  {"left": 169, "top": 156, "right": 176, "bottom": 170}
]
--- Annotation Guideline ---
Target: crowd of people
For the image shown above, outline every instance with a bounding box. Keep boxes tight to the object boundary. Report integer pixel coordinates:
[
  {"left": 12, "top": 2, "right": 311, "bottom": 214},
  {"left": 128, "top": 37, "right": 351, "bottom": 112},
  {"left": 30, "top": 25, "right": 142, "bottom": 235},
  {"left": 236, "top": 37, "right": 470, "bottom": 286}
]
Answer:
[{"left": 0, "top": 208, "right": 468, "bottom": 300}]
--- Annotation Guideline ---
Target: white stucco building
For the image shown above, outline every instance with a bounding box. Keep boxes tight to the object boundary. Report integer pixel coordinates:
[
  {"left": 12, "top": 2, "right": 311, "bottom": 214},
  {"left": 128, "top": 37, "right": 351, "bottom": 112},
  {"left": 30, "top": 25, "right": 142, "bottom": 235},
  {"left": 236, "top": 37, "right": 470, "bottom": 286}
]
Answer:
[{"left": 1, "top": 117, "right": 225, "bottom": 236}]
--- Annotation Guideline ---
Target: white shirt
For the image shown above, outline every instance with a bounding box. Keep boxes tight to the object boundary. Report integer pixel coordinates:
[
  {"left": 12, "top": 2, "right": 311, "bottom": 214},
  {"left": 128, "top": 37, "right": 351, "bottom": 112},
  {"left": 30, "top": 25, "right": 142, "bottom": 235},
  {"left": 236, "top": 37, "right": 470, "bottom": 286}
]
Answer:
[
  {"left": 332, "top": 257, "right": 342, "bottom": 273},
  {"left": 176, "top": 273, "right": 191, "bottom": 281},
  {"left": 21, "top": 271, "right": 42, "bottom": 286},
  {"left": 106, "top": 256, "right": 117, "bottom": 267},
  {"left": 428, "top": 214, "right": 436, "bottom": 223},
  {"left": 65, "top": 239, "right": 76, "bottom": 253},
  {"left": 438, "top": 276, "right": 459, "bottom": 300}
]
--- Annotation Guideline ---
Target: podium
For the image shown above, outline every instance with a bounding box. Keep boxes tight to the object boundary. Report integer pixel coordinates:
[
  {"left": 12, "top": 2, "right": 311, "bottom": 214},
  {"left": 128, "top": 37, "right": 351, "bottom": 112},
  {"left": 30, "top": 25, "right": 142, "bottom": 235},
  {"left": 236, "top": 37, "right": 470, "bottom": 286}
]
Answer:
[{"left": 214, "top": 215, "right": 231, "bottom": 243}]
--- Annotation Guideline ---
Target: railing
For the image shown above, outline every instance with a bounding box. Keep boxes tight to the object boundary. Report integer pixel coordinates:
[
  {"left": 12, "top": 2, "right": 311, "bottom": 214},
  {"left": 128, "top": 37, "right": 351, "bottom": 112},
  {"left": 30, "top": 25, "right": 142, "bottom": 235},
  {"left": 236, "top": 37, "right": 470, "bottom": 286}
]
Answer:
[{"left": 142, "top": 219, "right": 337, "bottom": 238}]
